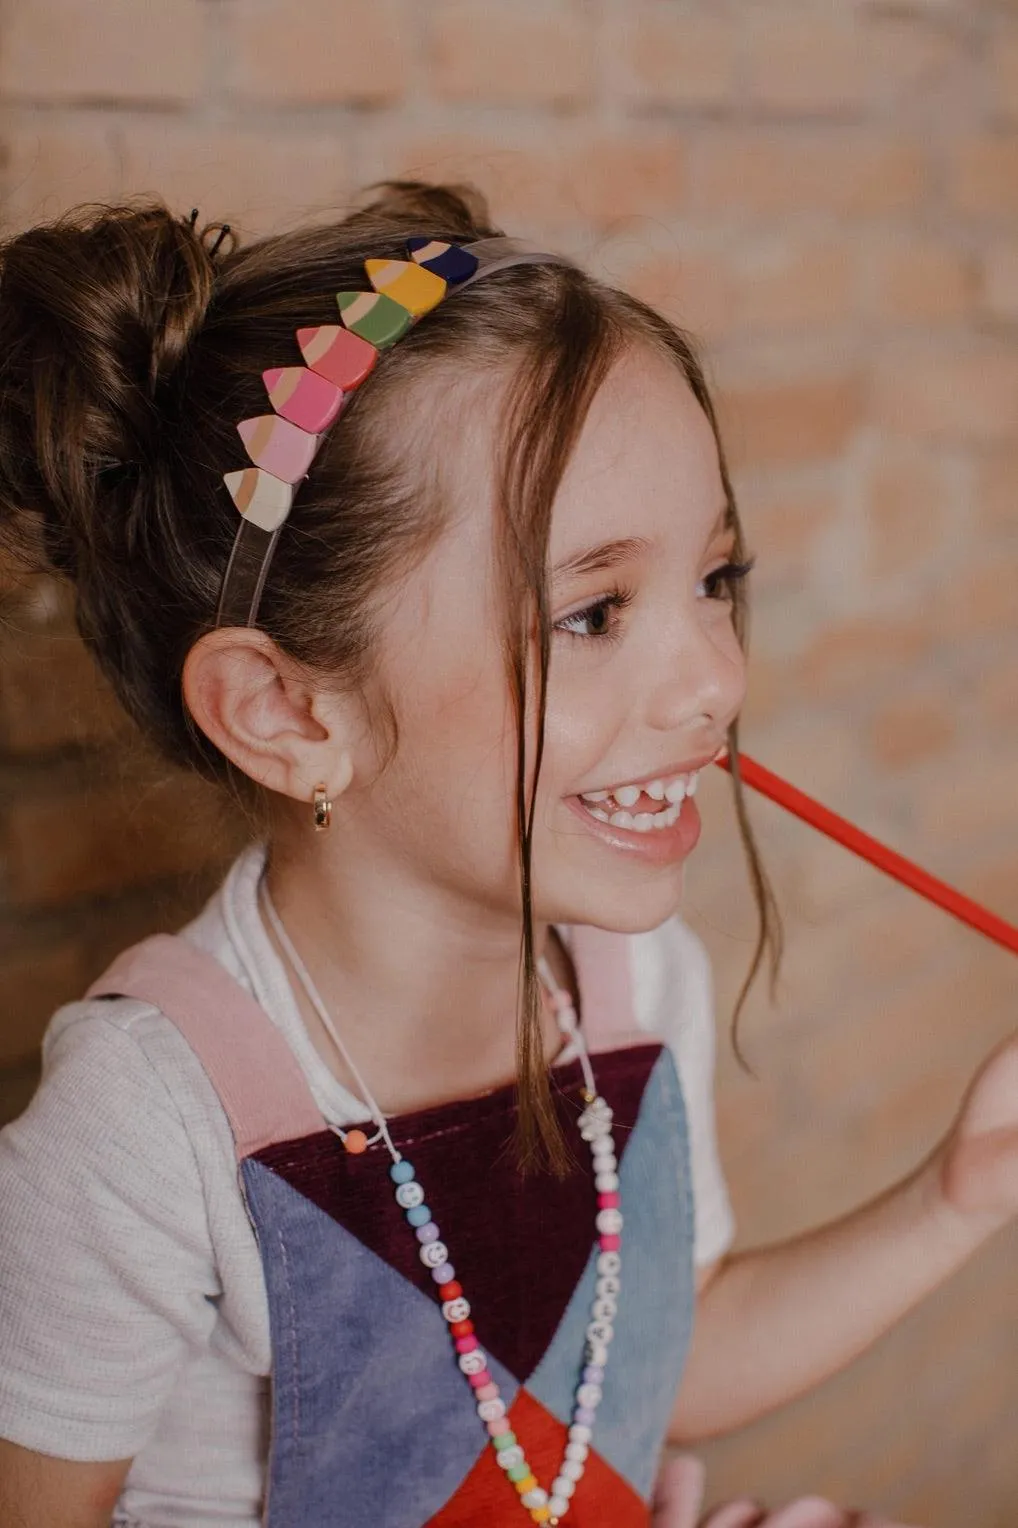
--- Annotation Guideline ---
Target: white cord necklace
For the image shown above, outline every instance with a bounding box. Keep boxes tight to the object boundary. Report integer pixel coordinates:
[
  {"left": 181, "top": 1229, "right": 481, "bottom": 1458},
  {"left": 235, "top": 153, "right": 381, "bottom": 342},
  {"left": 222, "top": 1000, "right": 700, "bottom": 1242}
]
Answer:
[{"left": 259, "top": 881, "right": 622, "bottom": 1526}]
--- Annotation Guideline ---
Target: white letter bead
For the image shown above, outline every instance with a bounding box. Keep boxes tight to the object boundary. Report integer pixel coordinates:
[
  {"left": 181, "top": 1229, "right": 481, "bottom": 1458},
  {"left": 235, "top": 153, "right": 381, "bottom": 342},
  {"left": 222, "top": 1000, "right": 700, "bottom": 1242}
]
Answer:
[
  {"left": 595, "top": 1207, "right": 623, "bottom": 1235},
  {"left": 596, "top": 1251, "right": 621, "bottom": 1277},
  {"left": 521, "top": 1488, "right": 548, "bottom": 1509},
  {"left": 595, "top": 1274, "right": 620, "bottom": 1299},
  {"left": 576, "top": 1382, "right": 602, "bottom": 1408},
  {"left": 477, "top": 1398, "right": 506, "bottom": 1423},
  {"left": 552, "top": 1476, "right": 576, "bottom": 1500},
  {"left": 585, "top": 1339, "right": 609, "bottom": 1366},
  {"left": 498, "top": 1444, "right": 525, "bottom": 1470},
  {"left": 591, "top": 1135, "right": 614, "bottom": 1157},
  {"left": 442, "top": 1297, "right": 471, "bottom": 1323},
  {"left": 458, "top": 1350, "right": 487, "bottom": 1375},
  {"left": 569, "top": 1423, "right": 593, "bottom": 1446},
  {"left": 395, "top": 1180, "right": 425, "bottom": 1208},
  {"left": 549, "top": 1497, "right": 570, "bottom": 1518},
  {"left": 586, "top": 1319, "right": 614, "bottom": 1346},
  {"left": 592, "top": 1296, "right": 617, "bottom": 1322},
  {"left": 595, "top": 1171, "right": 619, "bottom": 1194},
  {"left": 565, "top": 1441, "right": 589, "bottom": 1464},
  {"left": 561, "top": 1459, "right": 585, "bottom": 1483},
  {"left": 420, "top": 1241, "right": 449, "bottom": 1268}
]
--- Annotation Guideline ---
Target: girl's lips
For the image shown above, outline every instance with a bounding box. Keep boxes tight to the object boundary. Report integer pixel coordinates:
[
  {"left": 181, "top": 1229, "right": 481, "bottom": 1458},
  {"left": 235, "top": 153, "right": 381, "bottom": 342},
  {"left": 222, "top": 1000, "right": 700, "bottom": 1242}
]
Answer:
[{"left": 565, "top": 792, "right": 701, "bottom": 863}]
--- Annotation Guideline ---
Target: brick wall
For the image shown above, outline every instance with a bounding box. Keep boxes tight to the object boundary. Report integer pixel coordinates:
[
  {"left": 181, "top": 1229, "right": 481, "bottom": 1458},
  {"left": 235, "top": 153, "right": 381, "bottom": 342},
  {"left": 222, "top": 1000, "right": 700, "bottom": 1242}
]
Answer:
[{"left": 1, "top": 2, "right": 1016, "bottom": 1522}]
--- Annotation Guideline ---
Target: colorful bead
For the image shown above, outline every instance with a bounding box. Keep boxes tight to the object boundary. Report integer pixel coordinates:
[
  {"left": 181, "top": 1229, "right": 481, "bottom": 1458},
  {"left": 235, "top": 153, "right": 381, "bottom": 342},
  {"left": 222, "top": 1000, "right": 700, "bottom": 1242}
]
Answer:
[
  {"left": 343, "top": 1129, "right": 369, "bottom": 1155},
  {"left": 396, "top": 1180, "right": 425, "bottom": 1209},
  {"left": 582, "top": 1365, "right": 604, "bottom": 1385},
  {"left": 365, "top": 258, "right": 446, "bottom": 318},
  {"left": 298, "top": 324, "right": 378, "bottom": 390},
  {"left": 475, "top": 1382, "right": 499, "bottom": 1402},
  {"left": 493, "top": 1431, "right": 518, "bottom": 1452},
  {"left": 599, "top": 1233, "right": 621, "bottom": 1253},
  {"left": 390, "top": 1159, "right": 415, "bottom": 1184},
  {"left": 263, "top": 366, "right": 344, "bottom": 433},
  {"left": 432, "top": 1262, "right": 455, "bottom": 1284},
  {"left": 415, "top": 1220, "right": 440, "bottom": 1242},
  {"left": 237, "top": 415, "right": 318, "bottom": 484},
  {"left": 455, "top": 1335, "right": 479, "bottom": 1354},
  {"left": 222, "top": 468, "right": 293, "bottom": 532},
  {"left": 468, "top": 1369, "right": 493, "bottom": 1389},
  {"left": 406, "top": 237, "right": 479, "bottom": 284},
  {"left": 597, "top": 1192, "right": 620, "bottom": 1211},
  {"left": 487, "top": 1416, "right": 511, "bottom": 1437},
  {"left": 531, "top": 1509, "right": 552, "bottom": 1524},
  {"left": 574, "top": 1406, "right": 596, "bottom": 1427},
  {"left": 450, "top": 1319, "right": 474, "bottom": 1338},
  {"left": 576, "top": 1382, "right": 602, "bottom": 1409},
  {"left": 508, "top": 1461, "right": 531, "bottom": 1483},
  {"left": 438, "top": 1280, "right": 462, "bottom": 1302},
  {"left": 514, "top": 1473, "right": 538, "bottom": 1494},
  {"left": 406, "top": 1204, "right": 432, "bottom": 1227},
  {"left": 336, "top": 290, "right": 412, "bottom": 348}
]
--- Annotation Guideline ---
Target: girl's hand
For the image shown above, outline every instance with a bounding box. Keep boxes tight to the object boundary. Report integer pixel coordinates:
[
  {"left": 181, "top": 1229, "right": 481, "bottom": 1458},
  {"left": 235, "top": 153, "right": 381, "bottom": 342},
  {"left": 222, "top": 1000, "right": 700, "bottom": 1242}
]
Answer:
[
  {"left": 936, "top": 1028, "right": 1018, "bottom": 1236},
  {"left": 651, "top": 1455, "right": 921, "bottom": 1528}
]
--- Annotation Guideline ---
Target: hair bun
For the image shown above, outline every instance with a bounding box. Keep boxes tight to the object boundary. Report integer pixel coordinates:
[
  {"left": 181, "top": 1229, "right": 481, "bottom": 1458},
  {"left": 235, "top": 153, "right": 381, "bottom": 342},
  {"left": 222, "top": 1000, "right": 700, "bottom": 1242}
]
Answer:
[{"left": 0, "top": 201, "right": 218, "bottom": 581}]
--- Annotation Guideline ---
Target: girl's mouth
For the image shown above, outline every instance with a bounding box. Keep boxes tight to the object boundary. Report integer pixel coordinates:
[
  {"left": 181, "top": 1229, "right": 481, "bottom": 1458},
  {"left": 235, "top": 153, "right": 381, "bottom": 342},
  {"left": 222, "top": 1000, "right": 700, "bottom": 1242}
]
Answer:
[{"left": 565, "top": 784, "right": 702, "bottom": 862}]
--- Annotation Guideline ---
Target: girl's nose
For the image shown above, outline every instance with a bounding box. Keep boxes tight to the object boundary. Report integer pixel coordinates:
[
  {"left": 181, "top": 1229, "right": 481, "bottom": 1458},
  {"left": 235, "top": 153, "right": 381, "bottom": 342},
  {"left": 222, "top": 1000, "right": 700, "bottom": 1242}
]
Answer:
[{"left": 643, "top": 613, "right": 746, "bottom": 737}]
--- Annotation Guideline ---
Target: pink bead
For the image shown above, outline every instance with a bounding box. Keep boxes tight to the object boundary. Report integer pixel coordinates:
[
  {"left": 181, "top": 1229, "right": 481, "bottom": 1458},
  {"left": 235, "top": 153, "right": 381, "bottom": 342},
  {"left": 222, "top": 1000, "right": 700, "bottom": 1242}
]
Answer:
[
  {"left": 598, "top": 1192, "right": 620, "bottom": 1210},
  {"left": 468, "top": 1369, "right": 493, "bottom": 1390},
  {"left": 487, "top": 1417, "right": 511, "bottom": 1438},
  {"left": 475, "top": 1383, "right": 500, "bottom": 1402},
  {"left": 600, "top": 1234, "right": 621, "bottom": 1252},
  {"left": 455, "top": 1335, "right": 479, "bottom": 1354}
]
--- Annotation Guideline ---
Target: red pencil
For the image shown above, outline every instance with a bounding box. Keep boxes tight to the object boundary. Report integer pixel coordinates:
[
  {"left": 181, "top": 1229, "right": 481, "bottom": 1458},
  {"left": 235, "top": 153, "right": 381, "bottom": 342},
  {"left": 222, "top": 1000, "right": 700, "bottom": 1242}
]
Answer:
[{"left": 715, "top": 752, "right": 1018, "bottom": 959}]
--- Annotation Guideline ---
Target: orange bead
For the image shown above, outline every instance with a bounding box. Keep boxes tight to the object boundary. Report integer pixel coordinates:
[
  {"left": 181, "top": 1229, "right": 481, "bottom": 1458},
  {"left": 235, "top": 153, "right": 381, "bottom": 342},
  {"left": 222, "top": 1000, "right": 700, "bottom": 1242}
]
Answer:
[
  {"left": 344, "top": 1129, "right": 369, "bottom": 1154},
  {"left": 531, "top": 1511, "right": 552, "bottom": 1524},
  {"left": 515, "top": 1474, "right": 538, "bottom": 1495},
  {"left": 450, "top": 1319, "right": 474, "bottom": 1339}
]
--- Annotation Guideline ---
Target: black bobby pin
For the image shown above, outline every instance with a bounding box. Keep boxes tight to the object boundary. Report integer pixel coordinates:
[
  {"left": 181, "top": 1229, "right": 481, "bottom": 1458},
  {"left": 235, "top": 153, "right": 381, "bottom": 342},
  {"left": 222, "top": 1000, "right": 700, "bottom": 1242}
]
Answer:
[
  {"left": 209, "top": 224, "right": 232, "bottom": 258},
  {"left": 187, "top": 208, "right": 200, "bottom": 229}
]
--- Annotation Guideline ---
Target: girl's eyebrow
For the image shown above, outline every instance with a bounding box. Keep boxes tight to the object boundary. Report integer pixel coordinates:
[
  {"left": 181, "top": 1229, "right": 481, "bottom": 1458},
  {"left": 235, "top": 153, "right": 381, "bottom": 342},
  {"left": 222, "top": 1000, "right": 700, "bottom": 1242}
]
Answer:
[{"left": 549, "top": 506, "right": 732, "bottom": 584}]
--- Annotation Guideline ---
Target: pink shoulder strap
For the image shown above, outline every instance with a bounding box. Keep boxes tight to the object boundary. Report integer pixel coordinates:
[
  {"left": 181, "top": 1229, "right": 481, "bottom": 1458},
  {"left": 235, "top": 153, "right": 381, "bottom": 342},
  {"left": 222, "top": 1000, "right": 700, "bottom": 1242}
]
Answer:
[
  {"left": 568, "top": 923, "right": 639, "bottom": 1050},
  {"left": 85, "top": 933, "right": 325, "bottom": 1161}
]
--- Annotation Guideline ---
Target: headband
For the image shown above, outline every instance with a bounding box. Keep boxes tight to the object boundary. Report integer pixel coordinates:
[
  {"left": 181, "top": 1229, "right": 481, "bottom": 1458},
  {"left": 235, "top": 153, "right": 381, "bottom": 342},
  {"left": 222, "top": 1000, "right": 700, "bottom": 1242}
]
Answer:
[{"left": 215, "top": 236, "right": 571, "bottom": 630}]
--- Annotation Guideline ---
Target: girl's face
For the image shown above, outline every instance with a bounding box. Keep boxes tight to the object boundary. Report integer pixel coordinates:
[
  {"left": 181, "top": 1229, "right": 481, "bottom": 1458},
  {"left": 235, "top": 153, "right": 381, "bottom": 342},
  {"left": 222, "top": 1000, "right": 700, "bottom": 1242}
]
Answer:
[{"left": 354, "top": 344, "right": 747, "bottom": 936}]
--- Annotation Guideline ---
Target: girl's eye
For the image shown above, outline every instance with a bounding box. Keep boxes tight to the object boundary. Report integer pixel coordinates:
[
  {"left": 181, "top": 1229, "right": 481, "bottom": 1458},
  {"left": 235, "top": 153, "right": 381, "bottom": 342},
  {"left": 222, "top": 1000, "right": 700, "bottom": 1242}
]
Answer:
[
  {"left": 554, "top": 588, "right": 633, "bottom": 641},
  {"left": 697, "top": 557, "right": 756, "bottom": 601}
]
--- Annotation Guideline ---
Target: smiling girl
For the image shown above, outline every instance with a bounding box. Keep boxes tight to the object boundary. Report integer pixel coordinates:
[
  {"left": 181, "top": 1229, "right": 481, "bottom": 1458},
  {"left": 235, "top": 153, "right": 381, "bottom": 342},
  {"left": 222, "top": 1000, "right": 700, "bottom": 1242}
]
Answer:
[{"left": 0, "top": 183, "right": 1012, "bottom": 1528}]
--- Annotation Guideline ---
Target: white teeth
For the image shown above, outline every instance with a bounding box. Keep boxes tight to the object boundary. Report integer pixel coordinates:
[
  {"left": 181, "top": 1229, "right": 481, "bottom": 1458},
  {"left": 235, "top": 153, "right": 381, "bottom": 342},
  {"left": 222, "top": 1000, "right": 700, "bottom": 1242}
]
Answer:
[
  {"left": 609, "top": 810, "right": 634, "bottom": 828},
  {"left": 687, "top": 771, "right": 699, "bottom": 796},
  {"left": 664, "top": 775, "right": 689, "bottom": 803},
  {"left": 633, "top": 813, "right": 656, "bottom": 831},
  {"left": 582, "top": 789, "right": 611, "bottom": 802},
  {"left": 646, "top": 779, "right": 665, "bottom": 800},
  {"left": 614, "top": 785, "right": 641, "bottom": 808},
  {"left": 587, "top": 805, "right": 611, "bottom": 822}
]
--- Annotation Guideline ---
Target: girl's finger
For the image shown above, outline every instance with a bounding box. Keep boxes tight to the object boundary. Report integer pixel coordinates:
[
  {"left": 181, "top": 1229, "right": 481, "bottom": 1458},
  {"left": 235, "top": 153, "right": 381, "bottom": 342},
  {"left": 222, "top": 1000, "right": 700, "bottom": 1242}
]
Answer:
[
  {"left": 755, "top": 1498, "right": 850, "bottom": 1528},
  {"left": 651, "top": 1453, "right": 707, "bottom": 1528},
  {"left": 698, "top": 1501, "right": 769, "bottom": 1528}
]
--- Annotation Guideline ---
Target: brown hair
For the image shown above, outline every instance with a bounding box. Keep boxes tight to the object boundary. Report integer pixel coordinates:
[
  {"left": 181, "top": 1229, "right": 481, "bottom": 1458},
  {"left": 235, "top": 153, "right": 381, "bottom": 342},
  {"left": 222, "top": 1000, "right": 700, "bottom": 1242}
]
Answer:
[{"left": 0, "top": 180, "right": 781, "bottom": 1169}]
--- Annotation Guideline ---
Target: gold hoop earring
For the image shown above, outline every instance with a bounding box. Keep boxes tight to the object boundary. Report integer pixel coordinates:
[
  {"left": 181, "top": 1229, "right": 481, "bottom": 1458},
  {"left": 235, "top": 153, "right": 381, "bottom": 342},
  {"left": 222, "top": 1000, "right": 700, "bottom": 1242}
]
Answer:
[{"left": 312, "top": 783, "right": 333, "bottom": 832}]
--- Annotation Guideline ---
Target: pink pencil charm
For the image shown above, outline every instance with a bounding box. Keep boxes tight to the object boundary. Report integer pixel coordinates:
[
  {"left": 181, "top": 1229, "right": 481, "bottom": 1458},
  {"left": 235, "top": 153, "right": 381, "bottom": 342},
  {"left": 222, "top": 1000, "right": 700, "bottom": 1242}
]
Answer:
[
  {"left": 222, "top": 467, "right": 294, "bottom": 532},
  {"left": 237, "top": 415, "right": 318, "bottom": 484},
  {"left": 263, "top": 367, "right": 344, "bottom": 433},
  {"left": 297, "top": 325, "right": 378, "bottom": 391}
]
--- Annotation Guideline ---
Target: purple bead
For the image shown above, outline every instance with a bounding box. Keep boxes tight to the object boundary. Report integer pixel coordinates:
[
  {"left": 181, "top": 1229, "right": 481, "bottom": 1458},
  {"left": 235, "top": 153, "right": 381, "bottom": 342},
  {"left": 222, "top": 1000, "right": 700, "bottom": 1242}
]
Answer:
[
  {"left": 416, "top": 1222, "right": 441, "bottom": 1244},
  {"left": 574, "top": 1406, "right": 597, "bottom": 1427},
  {"left": 582, "top": 1365, "right": 605, "bottom": 1385},
  {"left": 431, "top": 1262, "right": 456, "bottom": 1284}
]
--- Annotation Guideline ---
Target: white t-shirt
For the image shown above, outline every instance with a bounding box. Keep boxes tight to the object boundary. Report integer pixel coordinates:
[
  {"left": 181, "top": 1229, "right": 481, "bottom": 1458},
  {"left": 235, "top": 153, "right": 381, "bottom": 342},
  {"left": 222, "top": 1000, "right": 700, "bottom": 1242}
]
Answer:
[{"left": 0, "top": 842, "right": 734, "bottom": 1526}]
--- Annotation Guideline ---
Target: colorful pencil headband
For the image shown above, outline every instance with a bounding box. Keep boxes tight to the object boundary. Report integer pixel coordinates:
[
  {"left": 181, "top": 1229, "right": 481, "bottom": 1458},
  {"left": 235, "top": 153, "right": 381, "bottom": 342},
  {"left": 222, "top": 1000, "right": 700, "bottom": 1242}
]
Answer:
[
  {"left": 715, "top": 751, "right": 1018, "bottom": 958},
  {"left": 215, "top": 236, "right": 571, "bottom": 630}
]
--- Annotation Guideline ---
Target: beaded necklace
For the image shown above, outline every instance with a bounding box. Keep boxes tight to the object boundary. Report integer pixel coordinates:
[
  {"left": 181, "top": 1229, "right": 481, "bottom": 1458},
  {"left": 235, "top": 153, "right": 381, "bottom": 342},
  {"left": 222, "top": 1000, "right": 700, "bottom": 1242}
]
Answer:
[{"left": 260, "top": 884, "right": 623, "bottom": 1526}]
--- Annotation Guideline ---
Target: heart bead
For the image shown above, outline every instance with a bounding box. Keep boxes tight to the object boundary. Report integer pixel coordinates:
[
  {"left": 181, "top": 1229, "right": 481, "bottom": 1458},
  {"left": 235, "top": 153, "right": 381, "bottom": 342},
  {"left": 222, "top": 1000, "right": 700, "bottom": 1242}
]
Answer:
[
  {"left": 336, "top": 290, "right": 413, "bottom": 348},
  {"left": 297, "top": 325, "right": 378, "bottom": 390},
  {"left": 263, "top": 367, "right": 344, "bottom": 433},
  {"left": 406, "top": 238, "right": 479, "bottom": 285},
  {"left": 222, "top": 468, "right": 294, "bottom": 532},
  {"left": 237, "top": 415, "right": 319, "bottom": 484},
  {"left": 364, "top": 257, "right": 446, "bottom": 317}
]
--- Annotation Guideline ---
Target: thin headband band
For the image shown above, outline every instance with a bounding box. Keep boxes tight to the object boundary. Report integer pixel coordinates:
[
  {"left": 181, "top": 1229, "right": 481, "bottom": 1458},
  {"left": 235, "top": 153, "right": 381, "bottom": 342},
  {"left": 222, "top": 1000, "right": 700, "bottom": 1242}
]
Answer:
[{"left": 215, "top": 236, "right": 572, "bottom": 631}]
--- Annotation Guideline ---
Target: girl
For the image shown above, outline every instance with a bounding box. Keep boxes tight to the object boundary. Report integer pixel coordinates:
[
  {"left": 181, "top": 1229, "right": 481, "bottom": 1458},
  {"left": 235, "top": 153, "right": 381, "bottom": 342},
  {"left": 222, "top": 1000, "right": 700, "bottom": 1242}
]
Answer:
[{"left": 0, "top": 182, "right": 1014, "bottom": 1528}]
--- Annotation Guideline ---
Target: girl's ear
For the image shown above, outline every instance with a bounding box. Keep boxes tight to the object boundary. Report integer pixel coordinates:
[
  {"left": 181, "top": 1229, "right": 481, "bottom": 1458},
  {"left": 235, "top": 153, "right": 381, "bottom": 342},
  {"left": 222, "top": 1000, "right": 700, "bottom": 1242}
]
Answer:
[{"left": 181, "top": 627, "right": 358, "bottom": 806}]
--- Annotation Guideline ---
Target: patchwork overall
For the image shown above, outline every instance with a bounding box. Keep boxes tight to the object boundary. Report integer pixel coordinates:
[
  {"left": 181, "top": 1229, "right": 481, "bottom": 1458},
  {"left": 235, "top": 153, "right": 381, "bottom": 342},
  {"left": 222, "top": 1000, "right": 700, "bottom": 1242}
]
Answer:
[{"left": 88, "top": 924, "right": 696, "bottom": 1526}]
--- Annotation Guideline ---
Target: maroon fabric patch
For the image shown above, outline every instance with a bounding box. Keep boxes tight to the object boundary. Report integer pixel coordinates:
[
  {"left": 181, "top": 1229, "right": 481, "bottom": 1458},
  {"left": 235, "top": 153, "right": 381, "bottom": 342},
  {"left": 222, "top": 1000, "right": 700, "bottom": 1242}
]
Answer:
[{"left": 251, "top": 1043, "right": 662, "bottom": 1381}]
